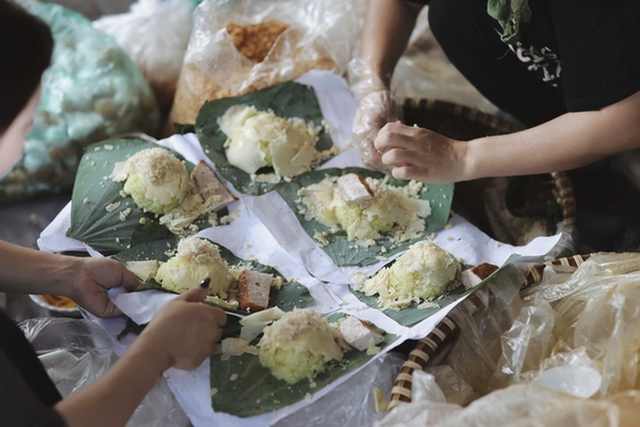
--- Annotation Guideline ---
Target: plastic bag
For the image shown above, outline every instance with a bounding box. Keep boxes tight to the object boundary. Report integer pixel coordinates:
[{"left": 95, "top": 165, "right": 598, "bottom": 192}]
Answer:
[
  {"left": 0, "top": 2, "right": 159, "bottom": 202},
  {"left": 273, "top": 352, "right": 405, "bottom": 427},
  {"left": 19, "top": 317, "right": 189, "bottom": 427},
  {"left": 168, "top": 0, "right": 362, "bottom": 128},
  {"left": 444, "top": 265, "right": 524, "bottom": 396},
  {"left": 93, "top": 0, "right": 195, "bottom": 109}
]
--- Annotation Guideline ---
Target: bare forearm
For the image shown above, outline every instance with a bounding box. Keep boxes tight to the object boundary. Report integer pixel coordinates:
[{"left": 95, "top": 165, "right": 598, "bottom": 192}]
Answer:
[
  {"left": 0, "top": 240, "right": 78, "bottom": 295},
  {"left": 55, "top": 342, "right": 167, "bottom": 427},
  {"left": 464, "top": 92, "right": 640, "bottom": 180},
  {"left": 360, "top": 0, "right": 423, "bottom": 88}
]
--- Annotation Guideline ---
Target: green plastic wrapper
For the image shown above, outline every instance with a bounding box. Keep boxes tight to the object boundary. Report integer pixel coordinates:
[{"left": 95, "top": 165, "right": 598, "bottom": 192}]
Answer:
[{"left": 0, "top": 2, "right": 159, "bottom": 202}]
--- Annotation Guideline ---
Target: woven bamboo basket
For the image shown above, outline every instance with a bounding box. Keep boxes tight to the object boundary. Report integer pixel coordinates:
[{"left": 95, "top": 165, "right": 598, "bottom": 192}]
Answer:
[
  {"left": 388, "top": 253, "right": 593, "bottom": 410},
  {"left": 402, "top": 98, "right": 577, "bottom": 260}
]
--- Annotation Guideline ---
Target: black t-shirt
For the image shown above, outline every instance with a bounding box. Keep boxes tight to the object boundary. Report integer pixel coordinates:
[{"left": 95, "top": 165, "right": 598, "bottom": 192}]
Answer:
[
  {"left": 408, "top": 0, "right": 640, "bottom": 124},
  {"left": 0, "top": 310, "right": 67, "bottom": 426}
]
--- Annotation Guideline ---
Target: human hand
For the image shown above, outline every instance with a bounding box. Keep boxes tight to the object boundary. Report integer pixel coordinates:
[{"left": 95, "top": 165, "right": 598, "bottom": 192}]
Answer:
[
  {"left": 374, "top": 122, "right": 468, "bottom": 184},
  {"left": 352, "top": 90, "right": 402, "bottom": 172},
  {"left": 68, "top": 258, "right": 140, "bottom": 318},
  {"left": 136, "top": 285, "right": 227, "bottom": 372}
]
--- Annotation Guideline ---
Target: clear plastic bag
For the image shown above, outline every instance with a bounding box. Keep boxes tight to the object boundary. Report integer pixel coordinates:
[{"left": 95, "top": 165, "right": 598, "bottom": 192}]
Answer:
[
  {"left": 168, "top": 0, "right": 362, "bottom": 127},
  {"left": 19, "top": 317, "right": 189, "bottom": 427},
  {"left": 274, "top": 352, "right": 405, "bottom": 427},
  {"left": 0, "top": 2, "right": 159, "bottom": 201},
  {"left": 93, "top": 0, "right": 195, "bottom": 109}
]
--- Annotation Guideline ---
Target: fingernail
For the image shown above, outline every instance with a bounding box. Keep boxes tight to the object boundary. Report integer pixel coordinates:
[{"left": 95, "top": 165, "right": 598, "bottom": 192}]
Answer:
[{"left": 199, "top": 277, "right": 211, "bottom": 289}]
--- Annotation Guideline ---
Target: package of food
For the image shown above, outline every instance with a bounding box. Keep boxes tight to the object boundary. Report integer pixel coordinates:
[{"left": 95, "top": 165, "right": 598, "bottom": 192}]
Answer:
[
  {"left": 0, "top": 3, "right": 159, "bottom": 202},
  {"left": 167, "top": 0, "right": 361, "bottom": 128},
  {"left": 93, "top": 0, "right": 196, "bottom": 109}
]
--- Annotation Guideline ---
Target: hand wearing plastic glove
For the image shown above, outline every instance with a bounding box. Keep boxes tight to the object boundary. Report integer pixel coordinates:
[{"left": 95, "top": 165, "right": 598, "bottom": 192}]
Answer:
[
  {"left": 352, "top": 89, "right": 403, "bottom": 172},
  {"left": 374, "top": 122, "right": 468, "bottom": 184}
]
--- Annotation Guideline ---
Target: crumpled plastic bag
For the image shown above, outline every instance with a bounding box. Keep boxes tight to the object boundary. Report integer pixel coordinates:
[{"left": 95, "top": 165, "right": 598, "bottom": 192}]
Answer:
[
  {"left": 0, "top": 2, "right": 159, "bottom": 202},
  {"left": 168, "top": 0, "right": 362, "bottom": 128},
  {"left": 378, "top": 253, "right": 640, "bottom": 427},
  {"left": 93, "top": 0, "right": 195, "bottom": 109},
  {"left": 19, "top": 317, "right": 189, "bottom": 427},
  {"left": 274, "top": 352, "right": 405, "bottom": 427}
]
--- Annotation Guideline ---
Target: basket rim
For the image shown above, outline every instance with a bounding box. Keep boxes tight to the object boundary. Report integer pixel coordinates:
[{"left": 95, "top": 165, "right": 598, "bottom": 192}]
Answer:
[{"left": 388, "top": 253, "right": 596, "bottom": 411}]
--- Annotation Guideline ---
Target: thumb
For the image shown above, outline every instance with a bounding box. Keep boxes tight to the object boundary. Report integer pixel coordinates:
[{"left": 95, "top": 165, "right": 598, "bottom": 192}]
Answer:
[
  {"left": 180, "top": 278, "right": 210, "bottom": 303},
  {"left": 120, "top": 267, "right": 142, "bottom": 291}
]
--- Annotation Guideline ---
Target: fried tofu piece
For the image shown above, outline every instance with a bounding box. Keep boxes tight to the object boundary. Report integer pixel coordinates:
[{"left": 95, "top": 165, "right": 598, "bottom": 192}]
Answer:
[
  {"left": 237, "top": 269, "right": 273, "bottom": 312},
  {"left": 191, "top": 161, "right": 236, "bottom": 211},
  {"left": 337, "top": 173, "right": 374, "bottom": 206},
  {"left": 458, "top": 262, "right": 499, "bottom": 289}
]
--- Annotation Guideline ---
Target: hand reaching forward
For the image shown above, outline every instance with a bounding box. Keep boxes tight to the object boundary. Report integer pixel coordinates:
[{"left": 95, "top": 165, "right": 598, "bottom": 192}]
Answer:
[
  {"left": 135, "top": 285, "right": 227, "bottom": 372},
  {"left": 374, "top": 122, "right": 468, "bottom": 184}
]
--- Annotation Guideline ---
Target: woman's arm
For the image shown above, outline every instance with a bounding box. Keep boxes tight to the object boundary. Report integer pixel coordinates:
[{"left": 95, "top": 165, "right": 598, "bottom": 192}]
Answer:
[
  {"left": 0, "top": 240, "right": 139, "bottom": 317},
  {"left": 374, "top": 91, "right": 640, "bottom": 183},
  {"left": 56, "top": 285, "right": 226, "bottom": 427},
  {"left": 358, "top": 0, "right": 424, "bottom": 90},
  {"left": 352, "top": 0, "right": 423, "bottom": 170}
]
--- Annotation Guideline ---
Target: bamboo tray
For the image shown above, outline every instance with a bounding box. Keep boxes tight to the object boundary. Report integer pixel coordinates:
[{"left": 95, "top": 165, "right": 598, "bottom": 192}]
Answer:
[{"left": 388, "top": 253, "right": 592, "bottom": 410}]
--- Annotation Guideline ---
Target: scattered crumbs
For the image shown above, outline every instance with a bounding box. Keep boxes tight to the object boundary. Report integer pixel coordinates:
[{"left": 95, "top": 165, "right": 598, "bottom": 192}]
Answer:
[
  {"left": 119, "top": 190, "right": 127, "bottom": 198},
  {"left": 189, "top": 224, "right": 199, "bottom": 233},
  {"left": 126, "top": 244, "right": 131, "bottom": 249},
  {"left": 438, "top": 202, "right": 443, "bottom": 208},
  {"left": 105, "top": 201, "right": 121, "bottom": 212},
  {"left": 444, "top": 220, "right": 454, "bottom": 230},
  {"left": 375, "top": 256, "right": 387, "bottom": 262},
  {"left": 119, "top": 208, "right": 132, "bottom": 222},
  {"left": 443, "top": 194, "right": 448, "bottom": 199},
  {"left": 495, "top": 242, "right": 502, "bottom": 248},
  {"left": 446, "top": 236, "right": 454, "bottom": 241},
  {"left": 104, "top": 144, "right": 114, "bottom": 150},
  {"left": 412, "top": 123, "right": 418, "bottom": 128},
  {"left": 115, "top": 237, "right": 121, "bottom": 243},
  {"left": 29, "top": 214, "right": 39, "bottom": 227},
  {"left": 380, "top": 246, "right": 387, "bottom": 254},
  {"left": 139, "top": 217, "right": 147, "bottom": 225},
  {"left": 102, "top": 176, "right": 108, "bottom": 180},
  {"left": 220, "top": 215, "right": 232, "bottom": 225},
  {"left": 166, "top": 242, "right": 171, "bottom": 247},
  {"left": 229, "top": 373, "right": 238, "bottom": 381},
  {"left": 84, "top": 155, "right": 90, "bottom": 161},
  {"left": 309, "top": 381, "right": 317, "bottom": 389},
  {"left": 91, "top": 161, "right": 96, "bottom": 166},
  {"left": 305, "top": 393, "right": 312, "bottom": 400},
  {"left": 100, "top": 182, "right": 105, "bottom": 188},
  {"left": 94, "top": 147, "right": 101, "bottom": 151},
  {"left": 243, "top": 243, "right": 252, "bottom": 248},
  {"left": 313, "top": 231, "right": 329, "bottom": 247},
  {"left": 256, "top": 399, "right": 261, "bottom": 404},
  {"left": 83, "top": 197, "right": 89, "bottom": 205},
  {"left": 244, "top": 253, "right": 257, "bottom": 261},
  {"left": 209, "top": 388, "right": 218, "bottom": 397},
  {"left": 427, "top": 232, "right": 436, "bottom": 240}
]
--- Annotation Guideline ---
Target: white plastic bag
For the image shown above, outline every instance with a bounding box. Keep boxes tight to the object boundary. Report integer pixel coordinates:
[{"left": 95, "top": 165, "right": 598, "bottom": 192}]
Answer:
[{"left": 94, "top": 0, "right": 195, "bottom": 109}]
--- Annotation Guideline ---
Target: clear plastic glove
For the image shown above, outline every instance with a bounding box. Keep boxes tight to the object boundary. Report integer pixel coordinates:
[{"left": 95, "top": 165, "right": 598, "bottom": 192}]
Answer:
[{"left": 352, "top": 90, "right": 403, "bottom": 172}]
